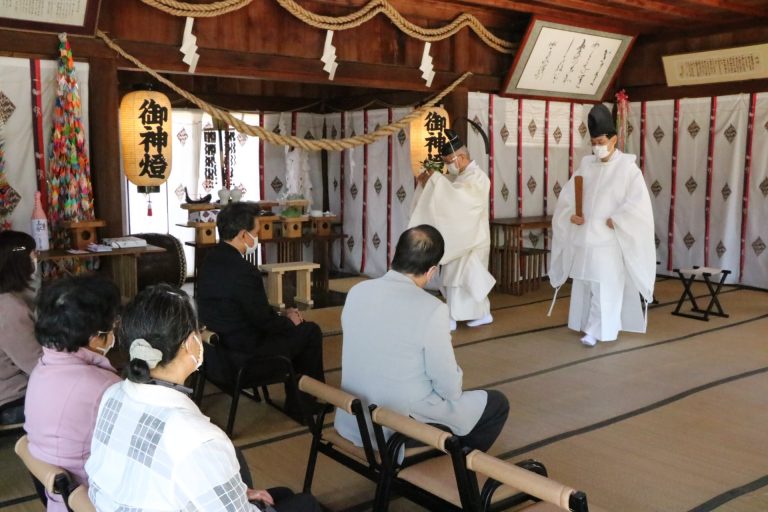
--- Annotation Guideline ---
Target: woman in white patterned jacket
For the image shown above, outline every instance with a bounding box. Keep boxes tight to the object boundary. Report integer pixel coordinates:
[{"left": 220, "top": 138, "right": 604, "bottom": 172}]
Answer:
[{"left": 86, "top": 284, "right": 319, "bottom": 512}]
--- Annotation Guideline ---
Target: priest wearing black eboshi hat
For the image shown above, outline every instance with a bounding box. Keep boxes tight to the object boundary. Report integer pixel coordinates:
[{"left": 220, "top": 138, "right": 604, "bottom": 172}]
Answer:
[
  {"left": 548, "top": 103, "right": 657, "bottom": 348},
  {"left": 408, "top": 128, "right": 496, "bottom": 331}
]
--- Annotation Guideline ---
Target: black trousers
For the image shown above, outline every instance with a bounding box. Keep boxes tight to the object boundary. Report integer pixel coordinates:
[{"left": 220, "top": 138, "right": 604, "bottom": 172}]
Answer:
[
  {"left": 205, "top": 321, "right": 324, "bottom": 414},
  {"left": 458, "top": 389, "right": 510, "bottom": 451},
  {"left": 405, "top": 390, "right": 510, "bottom": 452},
  {"left": 235, "top": 447, "right": 321, "bottom": 512},
  {"left": 259, "top": 321, "right": 325, "bottom": 384},
  {"left": 0, "top": 397, "right": 25, "bottom": 425}
]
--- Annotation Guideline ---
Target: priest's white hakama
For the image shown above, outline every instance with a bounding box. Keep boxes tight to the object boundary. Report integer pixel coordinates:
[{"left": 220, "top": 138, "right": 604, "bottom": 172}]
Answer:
[
  {"left": 549, "top": 150, "right": 656, "bottom": 341},
  {"left": 409, "top": 161, "right": 496, "bottom": 321}
]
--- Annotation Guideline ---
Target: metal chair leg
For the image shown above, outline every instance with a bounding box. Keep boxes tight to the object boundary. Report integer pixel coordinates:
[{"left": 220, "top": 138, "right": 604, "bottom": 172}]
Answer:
[{"left": 226, "top": 369, "right": 245, "bottom": 437}]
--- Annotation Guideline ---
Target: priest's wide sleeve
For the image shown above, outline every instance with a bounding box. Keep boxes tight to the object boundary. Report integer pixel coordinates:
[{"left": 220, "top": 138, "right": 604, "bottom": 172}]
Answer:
[
  {"left": 610, "top": 164, "right": 656, "bottom": 301},
  {"left": 409, "top": 172, "right": 490, "bottom": 264},
  {"left": 549, "top": 175, "right": 577, "bottom": 289}
]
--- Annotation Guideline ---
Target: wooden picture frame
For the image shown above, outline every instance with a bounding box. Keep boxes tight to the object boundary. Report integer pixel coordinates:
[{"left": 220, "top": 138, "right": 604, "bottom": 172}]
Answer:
[
  {"left": 501, "top": 18, "right": 635, "bottom": 102},
  {"left": 0, "top": 0, "right": 102, "bottom": 36}
]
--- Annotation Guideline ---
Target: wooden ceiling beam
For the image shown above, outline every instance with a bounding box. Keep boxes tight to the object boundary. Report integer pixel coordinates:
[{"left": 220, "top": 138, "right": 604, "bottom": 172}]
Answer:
[
  {"left": 682, "top": 0, "right": 768, "bottom": 18},
  {"left": 447, "top": 0, "right": 662, "bottom": 32},
  {"left": 493, "top": 0, "right": 681, "bottom": 26},
  {"left": 305, "top": 0, "right": 520, "bottom": 28},
  {"left": 601, "top": 0, "right": 735, "bottom": 21},
  {"left": 114, "top": 39, "right": 502, "bottom": 93}
]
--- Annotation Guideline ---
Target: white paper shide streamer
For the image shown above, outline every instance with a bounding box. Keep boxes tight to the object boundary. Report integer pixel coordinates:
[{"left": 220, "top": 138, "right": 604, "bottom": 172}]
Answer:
[
  {"left": 420, "top": 42, "right": 435, "bottom": 87},
  {"left": 321, "top": 30, "right": 338, "bottom": 81},
  {"left": 180, "top": 17, "right": 200, "bottom": 73}
]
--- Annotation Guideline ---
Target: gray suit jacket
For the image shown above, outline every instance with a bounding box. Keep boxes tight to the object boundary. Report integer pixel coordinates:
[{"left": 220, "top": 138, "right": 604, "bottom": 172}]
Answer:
[{"left": 334, "top": 271, "right": 487, "bottom": 447}]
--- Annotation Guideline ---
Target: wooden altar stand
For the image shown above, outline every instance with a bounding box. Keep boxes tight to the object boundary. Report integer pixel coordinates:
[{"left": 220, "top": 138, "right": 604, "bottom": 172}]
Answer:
[{"left": 490, "top": 216, "right": 552, "bottom": 295}]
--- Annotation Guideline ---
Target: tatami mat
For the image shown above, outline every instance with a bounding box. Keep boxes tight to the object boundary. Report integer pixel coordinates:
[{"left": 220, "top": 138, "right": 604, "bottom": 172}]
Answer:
[{"left": 1, "top": 278, "right": 765, "bottom": 512}]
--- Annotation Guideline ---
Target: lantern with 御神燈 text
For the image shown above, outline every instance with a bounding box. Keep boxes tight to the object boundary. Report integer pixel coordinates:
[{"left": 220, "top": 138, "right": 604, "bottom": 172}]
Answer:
[
  {"left": 119, "top": 89, "right": 172, "bottom": 193},
  {"left": 409, "top": 107, "right": 450, "bottom": 177}
]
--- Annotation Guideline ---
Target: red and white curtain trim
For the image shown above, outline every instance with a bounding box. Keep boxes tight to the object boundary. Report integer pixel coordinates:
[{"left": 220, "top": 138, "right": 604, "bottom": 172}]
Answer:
[{"left": 467, "top": 92, "right": 768, "bottom": 289}]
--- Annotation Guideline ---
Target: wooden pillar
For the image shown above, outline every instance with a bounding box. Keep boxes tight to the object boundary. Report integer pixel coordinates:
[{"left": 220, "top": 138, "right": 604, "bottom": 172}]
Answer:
[
  {"left": 321, "top": 119, "right": 329, "bottom": 212},
  {"left": 445, "top": 28, "right": 471, "bottom": 146},
  {"left": 443, "top": 85, "right": 469, "bottom": 148},
  {"left": 88, "top": 57, "right": 123, "bottom": 237}
]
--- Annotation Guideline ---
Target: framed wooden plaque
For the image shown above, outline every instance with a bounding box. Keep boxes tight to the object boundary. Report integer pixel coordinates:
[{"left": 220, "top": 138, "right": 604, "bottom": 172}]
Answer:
[
  {"left": 0, "top": 0, "right": 102, "bottom": 35},
  {"left": 502, "top": 18, "right": 635, "bottom": 102}
]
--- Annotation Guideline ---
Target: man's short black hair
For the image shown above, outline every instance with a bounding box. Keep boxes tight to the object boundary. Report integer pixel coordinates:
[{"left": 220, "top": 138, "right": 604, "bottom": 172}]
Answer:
[
  {"left": 216, "top": 202, "right": 259, "bottom": 241},
  {"left": 391, "top": 225, "right": 445, "bottom": 276},
  {"left": 35, "top": 275, "right": 121, "bottom": 353}
]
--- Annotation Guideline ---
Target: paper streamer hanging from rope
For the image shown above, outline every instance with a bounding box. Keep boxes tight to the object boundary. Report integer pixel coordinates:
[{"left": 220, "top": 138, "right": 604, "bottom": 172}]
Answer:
[{"left": 96, "top": 29, "right": 472, "bottom": 152}]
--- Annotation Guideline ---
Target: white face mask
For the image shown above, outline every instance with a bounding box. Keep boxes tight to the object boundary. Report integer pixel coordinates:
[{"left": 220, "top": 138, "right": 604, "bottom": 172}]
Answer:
[
  {"left": 31, "top": 257, "right": 38, "bottom": 276},
  {"left": 244, "top": 231, "right": 258, "bottom": 257},
  {"left": 446, "top": 162, "right": 460, "bottom": 176},
  {"left": 96, "top": 331, "right": 114, "bottom": 356},
  {"left": 592, "top": 144, "right": 610, "bottom": 159},
  {"left": 187, "top": 334, "right": 204, "bottom": 370}
]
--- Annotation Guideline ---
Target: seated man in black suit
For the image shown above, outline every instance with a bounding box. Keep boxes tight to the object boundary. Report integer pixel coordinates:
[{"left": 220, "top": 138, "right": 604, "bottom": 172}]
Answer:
[{"left": 197, "top": 202, "right": 325, "bottom": 418}]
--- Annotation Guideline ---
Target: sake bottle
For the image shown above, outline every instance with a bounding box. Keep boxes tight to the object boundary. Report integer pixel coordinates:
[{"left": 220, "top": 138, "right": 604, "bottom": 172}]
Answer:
[{"left": 31, "top": 191, "right": 50, "bottom": 251}]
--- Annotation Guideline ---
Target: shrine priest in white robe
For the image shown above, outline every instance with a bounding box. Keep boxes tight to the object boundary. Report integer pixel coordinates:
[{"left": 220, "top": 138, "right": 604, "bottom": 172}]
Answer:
[
  {"left": 549, "top": 104, "right": 656, "bottom": 347},
  {"left": 409, "top": 129, "right": 496, "bottom": 331}
]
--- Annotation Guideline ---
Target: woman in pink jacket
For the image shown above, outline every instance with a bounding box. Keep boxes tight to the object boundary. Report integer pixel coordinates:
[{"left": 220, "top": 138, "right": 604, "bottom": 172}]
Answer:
[{"left": 24, "top": 275, "right": 121, "bottom": 511}]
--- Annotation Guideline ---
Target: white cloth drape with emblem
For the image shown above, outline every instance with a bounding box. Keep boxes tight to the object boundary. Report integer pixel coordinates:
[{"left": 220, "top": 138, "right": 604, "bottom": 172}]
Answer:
[
  {"left": 644, "top": 100, "right": 675, "bottom": 274},
  {"left": 744, "top": 94, "right": 768, "bottom": 288},
  {"left": 390, "top": 107, "right": 415, "bottom": 267},
  {"left": 364, "top": 109, "right": 389, "bottom": 276},
  {"left": 493, "top": 94, "right": 518, "bottom": 219},
  {"left": 342, "top": 111, "right": 364, "bottom": 273},
  {"left": 709, "top": 94, "right": 747, "bottom": 282},
  {"left": 672, "top": 98, "right": 710, "bottom": 270}
]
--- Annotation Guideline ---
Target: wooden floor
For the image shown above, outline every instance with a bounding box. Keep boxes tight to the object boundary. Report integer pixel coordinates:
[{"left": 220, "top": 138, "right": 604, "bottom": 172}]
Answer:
[{"left": 2, "top": 277, "right": 768, "bottom": 511}]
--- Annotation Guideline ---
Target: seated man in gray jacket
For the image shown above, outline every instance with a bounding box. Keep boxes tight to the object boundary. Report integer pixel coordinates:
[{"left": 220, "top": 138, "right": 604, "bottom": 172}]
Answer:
[{"left": 335, "top": 224, "right": 509, "bottom": 451}]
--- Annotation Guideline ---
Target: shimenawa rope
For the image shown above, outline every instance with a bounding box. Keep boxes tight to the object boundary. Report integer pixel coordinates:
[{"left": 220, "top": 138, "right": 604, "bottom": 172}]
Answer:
[{"left": 96, "top": 29, "right": 471, "bottom": 152}]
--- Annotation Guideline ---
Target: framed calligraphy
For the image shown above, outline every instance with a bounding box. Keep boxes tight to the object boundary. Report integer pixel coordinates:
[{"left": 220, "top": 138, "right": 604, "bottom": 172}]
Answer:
[
  {"left": 501, "top": 18, "right": 635, "bottom": 102},
  {"left": 0, "top": 0, "right": 102, "bottom": 35}
]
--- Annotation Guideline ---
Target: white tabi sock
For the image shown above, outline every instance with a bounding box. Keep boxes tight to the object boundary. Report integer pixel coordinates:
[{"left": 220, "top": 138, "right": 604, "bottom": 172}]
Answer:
[{"left": 467, "top": 313, "right": 493, "bottom": 327}]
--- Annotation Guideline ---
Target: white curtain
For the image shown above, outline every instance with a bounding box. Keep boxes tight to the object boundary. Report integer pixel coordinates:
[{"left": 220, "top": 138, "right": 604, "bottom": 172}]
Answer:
[
  {"left": 744, "top": 93, "right": 768, "bottom": 288},
  {"left": 0, "top": 56, "right": 89, "bottom": 232},
  {"left": 547, "top": 101, "right": 571, "bottom": 216},
  {"left": 341, "top": 111, "right": 364, "bottom": 273},
  {"left": 362, "top": 109, "right": 389, "bottom": 276},
  {"left": 390, "top": 107, "right": 414, "bottom": 266},
  {"left": 494, "top": 95, "right": 518, "bottom": 219},
  {"left": 671, "top": 98, "right": 710, "bottom": 271},
  {"left": 644, "top": 100, "right": 675, "bottom": 274},
  {"left": 709, "top": 94, "right": 748, "bottom": 283}
]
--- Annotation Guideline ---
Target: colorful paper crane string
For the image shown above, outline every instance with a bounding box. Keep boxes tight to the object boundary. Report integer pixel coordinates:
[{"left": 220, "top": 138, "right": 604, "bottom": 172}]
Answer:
[{"left": 47, "top": 32, "right": 95, "bottom": 249}]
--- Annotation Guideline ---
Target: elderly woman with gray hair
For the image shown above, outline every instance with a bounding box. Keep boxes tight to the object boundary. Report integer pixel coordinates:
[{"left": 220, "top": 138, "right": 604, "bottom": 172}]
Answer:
[{"left": 86, "top": 284, "right": 319, "bottom": 512}]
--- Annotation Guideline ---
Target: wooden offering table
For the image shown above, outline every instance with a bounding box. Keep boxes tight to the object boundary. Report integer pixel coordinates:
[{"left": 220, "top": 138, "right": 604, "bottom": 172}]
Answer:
[
  {"left": 490, "top": 216, "right": 552, "bottom": 295},
  {"left": 260, "top": 261, "right": 321, "bottom": 310},
  {"left": 39, "top": 245, "right": 165, "bottom": 299}
]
